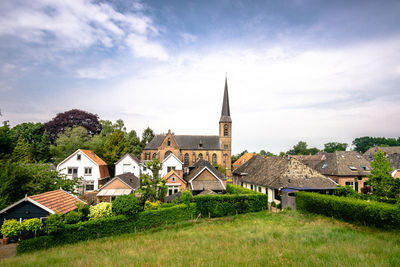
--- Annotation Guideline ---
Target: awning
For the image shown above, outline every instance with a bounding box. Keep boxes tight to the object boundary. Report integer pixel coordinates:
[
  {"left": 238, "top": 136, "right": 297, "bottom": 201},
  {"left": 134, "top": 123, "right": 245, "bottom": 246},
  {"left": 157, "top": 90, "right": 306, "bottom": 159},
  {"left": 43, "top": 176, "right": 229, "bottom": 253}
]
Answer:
[{"left": 97, "top": 189, "right": 132, "bottom": 197}]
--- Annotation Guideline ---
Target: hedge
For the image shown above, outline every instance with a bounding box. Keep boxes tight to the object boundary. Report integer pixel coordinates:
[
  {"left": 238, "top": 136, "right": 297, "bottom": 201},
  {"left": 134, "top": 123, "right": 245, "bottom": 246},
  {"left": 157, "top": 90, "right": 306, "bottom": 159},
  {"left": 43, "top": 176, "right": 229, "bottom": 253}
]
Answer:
[
  {"left": 296, "top": 192, "right": 400, "bottom": 229},
  {"left": 194, "top": 194, "right": 268, "bottom": 218},
  {"left": 17, "top": 204, "right": 197, "bottom": 254},
  {"left": 226, "top": 183, "right": 261, "bottom": 195}
]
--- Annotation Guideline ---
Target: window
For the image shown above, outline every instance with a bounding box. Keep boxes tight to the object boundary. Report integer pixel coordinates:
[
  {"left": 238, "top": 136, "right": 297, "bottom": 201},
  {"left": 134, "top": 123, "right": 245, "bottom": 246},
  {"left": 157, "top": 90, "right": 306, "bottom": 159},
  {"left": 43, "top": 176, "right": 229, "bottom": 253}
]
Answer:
[
  {"left": 212, "top": 153, "right": 217, "bottom": 164},
  {"left": 322, "top": 163, "right": 328, "bottom": 169},
  {"left": 167, "top": 166, "right": 176, "bottom": 172},
  {"left": 241, "top": 182, "right": 243, "bottom": 186},
  {"left": 165, "top": 151, "right": 172, "bottom": 158},
  {"left": 123, "top": 163, "right": 131, "bottom": 174},
  {"left": 143, "top": 166, "right": 147, "bottom": 171},
  {"left": 198, "top": 153, "right": 203, "bottom": 160},
  {"left": 84, "top": 167, "right": 92, "bottom": 175},
  {"left": 224, "top": 124, "right": 228, "bottom": 136},
  {"left": 67, "top": 167, "right": 78, "bottom": 178},
  {"left": 345, "top": 181, "right": 354, "bottom": 189},
  {"left": 172, "top": 177, "right": 176, "bottom": 182},
  {"left": 199, "top": 143, "right": 203, "bottom": 148},
  {"left": 167, "top": 138, "right": 171, "bottom": 146},
  {"left": 224, "top": 145, "right": 229, "bottom": 150},
  {"left": 184, "top": 153, "right": 189, "bottom": 165},
  {"left": 168, "top": 185, "right": 179, "bottom": 196},
  {"left": 362, "top": 166, "right": 369, "bottom": 171},
  {"left": 258, "top": 187, "right": 262, "bottom": 193},
  {"left": 349, "top": 166, "right": 357, "bottom": 171},
  {"left": 152, "top": 153, "right": 156, "bottom": 159},
  {"left": 357, "top": 176, "right": 363, "bottom": 181},
  {"left": 85, "top": 181, "right": 94, "bottom": 191},
  {"left": 77, "top": 154, "right": 81, "bottom": 160},
  {"left": 274, "top": 189, "right": 281, "bottom": 201},
  {"left": 250, "top": 184, "right": 253, "bottom": 190}
]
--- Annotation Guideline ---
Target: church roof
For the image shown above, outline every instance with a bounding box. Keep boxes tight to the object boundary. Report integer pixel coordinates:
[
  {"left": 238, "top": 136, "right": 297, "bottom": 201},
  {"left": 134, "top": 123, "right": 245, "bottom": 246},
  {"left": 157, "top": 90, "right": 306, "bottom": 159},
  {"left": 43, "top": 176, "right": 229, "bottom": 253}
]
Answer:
[
  {"left": 220, "top": 77, "right": 231, "bottom": 123},
  {"left": 144, "top": 135, "right": 220, "bottom": 150}
]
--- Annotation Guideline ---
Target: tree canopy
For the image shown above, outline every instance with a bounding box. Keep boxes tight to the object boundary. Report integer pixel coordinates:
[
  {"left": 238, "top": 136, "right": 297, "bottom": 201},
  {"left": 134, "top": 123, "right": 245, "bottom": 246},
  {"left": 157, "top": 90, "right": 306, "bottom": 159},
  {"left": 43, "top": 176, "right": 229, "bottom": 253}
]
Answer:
[
  {"left": 286, "top": 141, "right": 320, "bottom": 155},
  {"left": 324, "top": 142, "right": 348, "bottom": 153},
  {"left": 352, "top": 136, "right": 400, "bottom": 153}
]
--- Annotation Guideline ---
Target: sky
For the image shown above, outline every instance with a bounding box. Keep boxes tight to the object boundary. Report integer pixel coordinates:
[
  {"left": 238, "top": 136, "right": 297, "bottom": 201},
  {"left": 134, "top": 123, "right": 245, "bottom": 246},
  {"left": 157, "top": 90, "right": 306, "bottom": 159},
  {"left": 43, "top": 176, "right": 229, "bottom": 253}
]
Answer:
[{"left": 1, "top": 0, "right": 400, "bottom": 154}]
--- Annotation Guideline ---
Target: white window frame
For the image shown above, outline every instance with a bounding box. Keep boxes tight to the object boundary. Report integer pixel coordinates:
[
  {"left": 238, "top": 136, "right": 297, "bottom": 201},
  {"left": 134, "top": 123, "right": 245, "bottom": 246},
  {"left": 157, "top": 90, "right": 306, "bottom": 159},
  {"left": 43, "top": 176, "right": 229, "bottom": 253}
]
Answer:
[{"left": 84, "top": 167, "right": 92, "bottom": 176}]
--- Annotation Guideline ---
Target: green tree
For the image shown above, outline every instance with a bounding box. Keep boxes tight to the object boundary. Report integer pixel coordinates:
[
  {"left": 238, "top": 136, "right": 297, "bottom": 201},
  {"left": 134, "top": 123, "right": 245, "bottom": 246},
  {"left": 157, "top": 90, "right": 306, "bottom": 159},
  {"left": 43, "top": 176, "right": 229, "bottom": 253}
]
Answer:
[
  {"left": 352, "top": 136, "right": 400, "bottom": 153},
  {"left": 287, "top": 141, "right": 320, "bottom": 155},
  {"left": 324, "top": 142, "right": 348, "bottom": 153},
  {"left": 11, "top": 137, "right": 33, "bottom": 163},
  {"left": 0, "top": 121, "right": 14, "bottom": 159},
  {"left": 139, "top": 159, "right": 167, "bottom": 202},
  {"left": 50, "top": 126, "right": 90, "bottom": 163},
  {"left": 35, "top": 132, "right": 51, "bottom": 162},
  {"left": 102, "top": 129, "right": 129, "bottom": 165},
  {"left": 127, "top": 130, "right": 142, "bottom": 158},
  {"left": 368, "top": 151, "right": 395, "bottom": 198},
  {"left": 141, "top": 127, "right": 155, "bottom": 148},
  {"left": 231, "top": 150, "right": 248, "bottom": 164}
]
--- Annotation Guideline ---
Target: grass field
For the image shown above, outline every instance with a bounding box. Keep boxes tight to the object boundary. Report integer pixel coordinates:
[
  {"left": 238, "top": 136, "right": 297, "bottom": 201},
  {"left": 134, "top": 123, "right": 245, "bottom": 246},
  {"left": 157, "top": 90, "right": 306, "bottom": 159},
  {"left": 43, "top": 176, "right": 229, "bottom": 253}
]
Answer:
[{"left": 2, "top": 210, "right": 400, "bottom": 266}]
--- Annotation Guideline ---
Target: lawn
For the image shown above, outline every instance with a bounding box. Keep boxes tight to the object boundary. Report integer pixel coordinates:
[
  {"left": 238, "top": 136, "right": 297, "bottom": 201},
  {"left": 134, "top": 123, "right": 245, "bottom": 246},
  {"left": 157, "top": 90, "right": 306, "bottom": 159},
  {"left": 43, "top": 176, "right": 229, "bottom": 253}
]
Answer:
[{"left": 2, "top": 210, "right": 400, "bottom": 266}]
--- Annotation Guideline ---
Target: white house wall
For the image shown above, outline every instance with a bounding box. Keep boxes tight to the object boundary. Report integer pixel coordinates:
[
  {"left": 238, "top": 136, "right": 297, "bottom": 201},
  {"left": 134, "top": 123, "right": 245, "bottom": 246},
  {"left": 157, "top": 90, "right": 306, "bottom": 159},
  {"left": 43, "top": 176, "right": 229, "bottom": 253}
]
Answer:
[
  {"left": 160, "top": 155, "right": 183, "bottom": 177},
  {"left": 57, "top": 151, "right": 100, "bottom": 190},
  {"left": 115, "top": 156, "right": 140, "bottom": 177}
]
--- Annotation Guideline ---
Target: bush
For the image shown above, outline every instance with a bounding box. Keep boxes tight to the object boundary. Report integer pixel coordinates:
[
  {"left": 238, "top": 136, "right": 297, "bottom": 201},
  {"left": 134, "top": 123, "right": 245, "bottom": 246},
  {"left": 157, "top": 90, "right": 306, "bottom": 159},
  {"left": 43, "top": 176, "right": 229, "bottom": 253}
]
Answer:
[
  {"left": 112, "top": 195, "right": 141, "bottom": 216},
  {"left": 194, "top": 194, "right": 268, "bottom": 218},
  {"left": 89, "top": 202, "right": 112, "bottom": 220},
  {"left": 76, "top": 203, "right": 90, "bottom": 221},
  {"left": 144, "top": 200, "right": 160, "bottom": 211},
  {"left": 1, "top": 219, "right": 22, "bottom": 238},
  {"left": 296, "top": 192, "right": 400, "bottom": 229},
  {"left": 180, "top": 190, "right": 193, "bottom": 205},
  {"left": 45, "top": 213, "right": 65, "bottom": 234},
  {"left": 226, "top": 184, "right": 260, "bottom": 195},
  {"left": 17, "top": 204, "right": 197, "bottom": 254},
  {"left": 21, "top": 218, "right": 42, "bottom": 232},
  {"left": 65, "top": 211, "right": 81, "bottom": 224},
  {"left": 334, "top": 185, "right": 398, "bottom": 204},
  {"left": 160, "top": 203, "right": 174, "bottom": 208}
]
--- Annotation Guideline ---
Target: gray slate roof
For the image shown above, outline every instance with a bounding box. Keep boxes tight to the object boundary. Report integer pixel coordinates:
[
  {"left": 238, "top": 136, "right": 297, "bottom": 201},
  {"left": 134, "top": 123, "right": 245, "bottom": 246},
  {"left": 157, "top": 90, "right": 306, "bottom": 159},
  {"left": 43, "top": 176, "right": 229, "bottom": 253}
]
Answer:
[
  {"left": 114, "top": 173, "right": 140, "bottom": 190},
  {"left": 186, "top": 159, "right": 226, "bottom": 182},
  {"left": 144, "top": 134, "right": 220, "bottom": 150},
  {"left": 233, "top": 155, "right": 337, "bottom": 189},
  {"left": 315, "top": 151, "right": 371, "bottom": 176}
]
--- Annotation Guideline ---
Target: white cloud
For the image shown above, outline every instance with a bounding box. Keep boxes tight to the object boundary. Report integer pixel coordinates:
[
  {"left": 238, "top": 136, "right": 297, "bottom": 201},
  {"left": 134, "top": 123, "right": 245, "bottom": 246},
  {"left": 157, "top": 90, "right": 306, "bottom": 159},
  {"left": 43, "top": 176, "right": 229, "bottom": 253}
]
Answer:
[{"left": 126, "top": 33, "right": 169, "bottom": 61}]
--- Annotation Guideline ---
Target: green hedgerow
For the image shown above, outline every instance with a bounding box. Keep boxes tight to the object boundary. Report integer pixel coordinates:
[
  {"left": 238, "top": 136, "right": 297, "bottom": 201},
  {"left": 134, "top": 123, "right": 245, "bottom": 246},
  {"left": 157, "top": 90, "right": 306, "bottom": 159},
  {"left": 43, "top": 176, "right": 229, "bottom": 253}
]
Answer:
[
  {"left": 45, "top": 213, "right": 65, "bottom": 235},
  {"left": 112, "top": 195, "right": 142, "bottom": 216},
  {"left": 65, "top": 211, "right": 81, "bottom": 224}
]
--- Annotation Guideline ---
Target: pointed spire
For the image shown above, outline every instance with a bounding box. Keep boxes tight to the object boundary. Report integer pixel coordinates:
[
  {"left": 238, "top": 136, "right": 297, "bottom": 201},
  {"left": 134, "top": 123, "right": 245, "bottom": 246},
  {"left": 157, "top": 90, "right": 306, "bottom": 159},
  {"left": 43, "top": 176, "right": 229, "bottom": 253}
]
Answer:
[{"left": 220, "top": 75, "right": 231, "bottom": 123}]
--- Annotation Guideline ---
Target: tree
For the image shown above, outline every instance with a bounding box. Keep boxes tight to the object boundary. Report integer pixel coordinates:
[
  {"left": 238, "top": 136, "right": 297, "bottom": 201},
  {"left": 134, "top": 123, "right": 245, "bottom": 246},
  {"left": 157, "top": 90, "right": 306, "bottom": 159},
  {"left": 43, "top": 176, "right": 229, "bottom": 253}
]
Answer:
[
  {"left": 324, "top": 142, "right": 348, "bottom": 153},
  {"left": 287, "top": 141, "right": 320, "bottom": 155},
  {"left": 0, "top": 121, "right": 14, "bottom": 159},
  {"left": 35, "top": 132, "right": 51, "bottom": 162},
  {"left": 231, "top": 150, "right": 248, "bottom": 164},
  {"left": 368, "top": 151, "right": 396, "bottom": 198},
  {"left": 259, "top": 150, "right": 274, "bottom": 157},
  {"left": 11, "top": 122, "right": 42, "bottom": 145},
  {"left": 352, "top": 136, "right": 400, "bottom": 153},
  {"left": 0, "top": 161, "right": 80, "bottom": 207},
  {"left": 141, "top": 127, "right": 155, "bottom": 148},
  {"left": 11, "top": 137, "right": 33, "bottom": 163},
  {"left": 139, "top": 159, "right": 167, "bottom": 202},
  {"left": 50, "top": 126, "right": 90, "bottom": 163},
  {"left": 102, "top": 129, "right": 129, "bottom": 165},
  {"left": 127, "top": 130, "right": 142, "bottom": 158},
  {"left": 42, "top": 109, "right": 102, "bottom": 142}
]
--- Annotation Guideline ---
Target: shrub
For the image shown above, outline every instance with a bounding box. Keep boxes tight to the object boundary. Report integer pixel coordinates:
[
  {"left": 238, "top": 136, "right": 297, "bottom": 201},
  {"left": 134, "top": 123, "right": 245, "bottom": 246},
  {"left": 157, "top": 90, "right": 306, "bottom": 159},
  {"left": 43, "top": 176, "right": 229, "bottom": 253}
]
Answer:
[
  {"left": 296, "top": 192, "right": 400, "bottom": 229},
  {"left": 144, "top": 200, "right": 160, "bottom": 211},
  {"left": 334, "top": 185, "right": 398, "bottom": 204},
  {"left": 1, "top": 219, "right": 22, "bottom": 238},
  {"left": 17, "top": 204, "right": 197, "bottom": 254},
  {"left": 21, "top": 218, "right": 42, "bottom": 232},
  {"left": 112, "top": 195, "right": 141, "bottom": 216},
  {"left": 45, "top": 213, "right": 65, "bottom": 234},
  {"left": 194, "top": 194, "right": 268, "bottom": 218},
  {"left": 160, "top": 203, "right": 174, "bottom": 208},
  {"left": 89, "top": 202, "right": 112, "bottom": 220},
  {"left": 226, "top": 184, "right": 260, "bottom": 195},
  {"left": 65, "top": 211, "right": 81, "bottom": 224},
  {"left": 76, "top": 202, "right": 90, "bottom": 221},
  {"left": 180, "top": 190, "right": 193, "bottom": 205}
]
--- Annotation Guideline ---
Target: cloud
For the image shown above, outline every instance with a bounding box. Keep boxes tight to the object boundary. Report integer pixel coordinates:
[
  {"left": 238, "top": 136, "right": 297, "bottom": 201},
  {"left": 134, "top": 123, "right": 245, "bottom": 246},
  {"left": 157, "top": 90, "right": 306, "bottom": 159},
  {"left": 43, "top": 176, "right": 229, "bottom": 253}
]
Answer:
[{"left": 126, "top": 33, "right": 169, "bottom": 61}]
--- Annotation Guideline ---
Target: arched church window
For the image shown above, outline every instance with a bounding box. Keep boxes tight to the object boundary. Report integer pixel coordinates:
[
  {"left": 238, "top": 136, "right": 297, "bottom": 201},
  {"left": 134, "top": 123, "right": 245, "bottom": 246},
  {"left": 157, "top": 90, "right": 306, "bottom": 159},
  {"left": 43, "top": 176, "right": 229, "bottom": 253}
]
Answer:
[
  {"left": 167, "top": 138, "right": 171, "bottom": 146},
  {"left": 184, "top": 153, "right": 189, "bottom": 165},
  {"left": 152, "top": 153, "right": 156, "bottom": 159},
  {"left": 165, "top": 151, "right": 172, "bottom": 158},
  {"left": 224, "top": 124, "right": 229, "bottom": 136},
  {"left": 198, "top": 153, "right": 203, "bottom": 160},
  {"left": 212, "top": 153, "right": 217, "bottom": 164}
]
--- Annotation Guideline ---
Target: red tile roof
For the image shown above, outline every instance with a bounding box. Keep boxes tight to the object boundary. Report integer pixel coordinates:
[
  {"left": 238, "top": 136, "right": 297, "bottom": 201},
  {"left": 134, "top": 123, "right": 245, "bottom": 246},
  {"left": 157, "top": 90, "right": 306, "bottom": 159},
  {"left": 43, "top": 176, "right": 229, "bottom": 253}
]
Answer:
[
  {"left": 80, "top": 149, "right": 110, "bottom": 178},
  {"left": 30, "top": 189, "right": 85, "bottom": 214},
  {"left": 233, "top": 153, "right": 256, "bottom": 170}
]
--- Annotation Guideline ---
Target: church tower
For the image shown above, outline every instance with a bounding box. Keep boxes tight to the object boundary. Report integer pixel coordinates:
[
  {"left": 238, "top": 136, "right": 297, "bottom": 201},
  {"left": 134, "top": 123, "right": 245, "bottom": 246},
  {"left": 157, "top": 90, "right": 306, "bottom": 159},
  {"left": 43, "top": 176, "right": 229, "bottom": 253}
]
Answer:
[{"left": 219, "top": 77, "right": 232, "bottom": 177}]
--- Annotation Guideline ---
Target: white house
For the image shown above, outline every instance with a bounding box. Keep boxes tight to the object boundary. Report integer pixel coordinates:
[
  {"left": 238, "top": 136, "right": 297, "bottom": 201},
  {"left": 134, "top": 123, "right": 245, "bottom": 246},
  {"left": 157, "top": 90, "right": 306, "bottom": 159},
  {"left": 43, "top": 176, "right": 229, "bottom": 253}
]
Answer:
[
  {"left": 115, "top": 153, "right": 141, "bottom": 177},
  {"left": 57, "top": 149, "right": 110, "bottom": 193},
  {"left": 160, "top": 153, "right": 183, "bottom": 178}
]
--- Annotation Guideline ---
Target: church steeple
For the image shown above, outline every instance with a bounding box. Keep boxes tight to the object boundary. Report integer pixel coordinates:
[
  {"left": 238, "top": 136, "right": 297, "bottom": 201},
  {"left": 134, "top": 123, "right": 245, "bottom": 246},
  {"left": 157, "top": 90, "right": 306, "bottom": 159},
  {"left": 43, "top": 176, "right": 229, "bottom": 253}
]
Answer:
[{"left": 220, "top": 76, "right": 231, "bottom": 123}]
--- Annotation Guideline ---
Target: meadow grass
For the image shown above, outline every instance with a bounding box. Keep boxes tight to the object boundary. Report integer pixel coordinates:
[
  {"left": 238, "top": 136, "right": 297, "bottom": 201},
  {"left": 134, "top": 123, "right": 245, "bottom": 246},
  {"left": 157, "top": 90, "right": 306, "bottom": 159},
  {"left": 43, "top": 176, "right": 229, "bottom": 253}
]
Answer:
[{"left": 2, "top": 210, "right": 400, "bottom": 266}]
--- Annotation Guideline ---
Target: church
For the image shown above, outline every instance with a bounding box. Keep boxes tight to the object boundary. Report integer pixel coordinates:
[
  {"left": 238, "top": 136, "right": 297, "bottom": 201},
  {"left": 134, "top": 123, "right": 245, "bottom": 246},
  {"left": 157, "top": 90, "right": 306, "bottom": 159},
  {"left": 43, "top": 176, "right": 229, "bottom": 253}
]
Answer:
[{"left": 141, "top": 78, "right": 232, "bottom": 177}]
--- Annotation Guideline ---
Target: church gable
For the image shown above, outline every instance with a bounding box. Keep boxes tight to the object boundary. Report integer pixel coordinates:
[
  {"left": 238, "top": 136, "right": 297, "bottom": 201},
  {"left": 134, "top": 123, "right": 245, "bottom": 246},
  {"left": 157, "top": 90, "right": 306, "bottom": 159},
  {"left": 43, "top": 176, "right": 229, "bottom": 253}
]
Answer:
[{"left": 159, "top": 131, "right": 180, "bottom": 150}]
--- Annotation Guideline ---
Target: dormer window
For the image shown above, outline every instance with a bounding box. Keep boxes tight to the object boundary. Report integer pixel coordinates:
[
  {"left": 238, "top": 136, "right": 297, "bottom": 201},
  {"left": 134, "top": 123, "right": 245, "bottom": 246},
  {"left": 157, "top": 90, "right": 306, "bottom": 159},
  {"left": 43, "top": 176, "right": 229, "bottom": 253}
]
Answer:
[
  {"left": 77, "top": 154, "right": 81, "bottom": 160},
  {"left": 362, "top": 166, "right": 369, "bottom": 171},
  {"left": 349, "top": 166, "right": 357, "bottom": 171},
  {"left": 322, "top": 163, "right": 328, "bottom": 169},
  {"left": 199, "top": 143, "right": 203, "bottom": 148}
]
